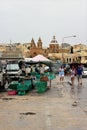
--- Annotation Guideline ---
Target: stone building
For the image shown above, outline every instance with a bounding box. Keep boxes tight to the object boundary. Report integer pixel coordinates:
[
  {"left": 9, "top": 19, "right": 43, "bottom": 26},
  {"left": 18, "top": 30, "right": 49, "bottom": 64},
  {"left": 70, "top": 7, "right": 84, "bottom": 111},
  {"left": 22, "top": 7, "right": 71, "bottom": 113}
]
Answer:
[
  {"left": 25, "top": 36, "right": 69, "bottom": 60},
  {"left": 0, "top": 38, "right": 87, "bottom": 64},
  {"left": 64, "top": 44, "right": 87, "bottom": 64},
  {"left": 29, "top": 37, "right": 48, "bottom": 57},
  {"left": 48, "top": 36, "right": 69, "bottom": 61},
  {"left": 0, "top": 44, "right": 23, "bottom": 60},
  {"left": 49, "top": 36, "right": 59, "bottom": 53}
]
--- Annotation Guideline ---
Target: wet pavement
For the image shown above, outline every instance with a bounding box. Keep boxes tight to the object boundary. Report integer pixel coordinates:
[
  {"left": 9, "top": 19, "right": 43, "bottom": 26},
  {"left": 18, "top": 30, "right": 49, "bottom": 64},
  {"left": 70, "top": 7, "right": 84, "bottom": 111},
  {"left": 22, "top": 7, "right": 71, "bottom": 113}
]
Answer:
[{"left": 0, "top": 76, "right": 87, "bottom": 130}]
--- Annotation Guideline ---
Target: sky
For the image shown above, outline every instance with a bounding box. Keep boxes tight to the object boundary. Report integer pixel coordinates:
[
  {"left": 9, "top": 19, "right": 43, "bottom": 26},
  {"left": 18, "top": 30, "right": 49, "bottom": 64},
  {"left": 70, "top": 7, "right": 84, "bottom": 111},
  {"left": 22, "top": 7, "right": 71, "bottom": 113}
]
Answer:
[{"left": 0, "top": 0, "right": 87, "bottom": 46}]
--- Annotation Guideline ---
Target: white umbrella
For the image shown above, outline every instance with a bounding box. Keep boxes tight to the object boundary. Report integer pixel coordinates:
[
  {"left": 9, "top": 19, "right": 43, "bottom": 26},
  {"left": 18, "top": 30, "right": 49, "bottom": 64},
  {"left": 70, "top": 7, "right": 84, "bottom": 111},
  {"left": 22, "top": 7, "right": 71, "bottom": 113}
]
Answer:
[
  {"left": 24, "top": 58, "right": 33, "bottom": 62},
  {"left": 32, "top": 55, "right": 50, "bottom": 62}
]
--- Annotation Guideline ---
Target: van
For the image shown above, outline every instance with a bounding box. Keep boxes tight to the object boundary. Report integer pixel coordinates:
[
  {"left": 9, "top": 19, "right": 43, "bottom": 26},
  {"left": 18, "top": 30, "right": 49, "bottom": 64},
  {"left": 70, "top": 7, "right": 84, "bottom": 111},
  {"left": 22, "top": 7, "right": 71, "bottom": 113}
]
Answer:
[{"left": 5, "top": 61, "right": 22, "bottom": 82}]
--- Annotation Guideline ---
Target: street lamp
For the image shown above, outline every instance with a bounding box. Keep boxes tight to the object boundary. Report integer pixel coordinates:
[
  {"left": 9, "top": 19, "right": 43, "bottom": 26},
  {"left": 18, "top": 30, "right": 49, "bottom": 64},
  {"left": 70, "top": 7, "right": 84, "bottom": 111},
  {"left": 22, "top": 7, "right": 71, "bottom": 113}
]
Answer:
[{"left": 62, "top": 35, "right": 76, "bottom": 62}]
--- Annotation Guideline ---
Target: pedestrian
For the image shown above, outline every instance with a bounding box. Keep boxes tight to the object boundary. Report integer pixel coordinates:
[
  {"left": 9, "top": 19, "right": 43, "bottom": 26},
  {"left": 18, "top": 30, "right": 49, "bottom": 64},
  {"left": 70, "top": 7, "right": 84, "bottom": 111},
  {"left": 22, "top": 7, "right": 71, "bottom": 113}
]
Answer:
[
  {"left": 70, "top": 66, "right": 76, "bottom": 89},
  {"left": 35, "top": 65, "right": 40, "bottom": 74},
  {"left": 21, "top": 65, "right": 26, "bottom": 76},
  {"left": 58, "top": 66, "right": 65, "bottom": 82},
  {"left": 39, "top": 65, "right": 45, "bottom": 75},
  {"left": 25, "top": 66, "right": 32, "bottom": 76},
  {"left": 76, "top": 64, "right": 83, "bottom": 86}
]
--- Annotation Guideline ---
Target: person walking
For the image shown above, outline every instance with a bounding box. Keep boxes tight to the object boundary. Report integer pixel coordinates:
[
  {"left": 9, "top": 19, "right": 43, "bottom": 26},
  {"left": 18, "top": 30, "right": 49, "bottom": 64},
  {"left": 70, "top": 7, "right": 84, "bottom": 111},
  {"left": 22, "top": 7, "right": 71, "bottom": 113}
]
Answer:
[
  {"left": 58, "top": 66, "right": 65, "bottom": 83},
  {"left": 70, "top": 66, "right": 76, "bottom": 89},
  {"left": 76, "top": 64, "right": 83, "bottom": 86}
]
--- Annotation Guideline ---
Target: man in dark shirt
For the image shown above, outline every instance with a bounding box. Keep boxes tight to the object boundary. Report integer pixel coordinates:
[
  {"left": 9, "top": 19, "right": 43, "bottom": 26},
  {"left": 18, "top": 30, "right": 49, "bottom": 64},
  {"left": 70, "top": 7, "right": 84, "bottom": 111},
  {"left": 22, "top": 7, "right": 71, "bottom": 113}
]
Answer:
[{"left": 77, "top": 65, "right": 83, "bottom": 86}]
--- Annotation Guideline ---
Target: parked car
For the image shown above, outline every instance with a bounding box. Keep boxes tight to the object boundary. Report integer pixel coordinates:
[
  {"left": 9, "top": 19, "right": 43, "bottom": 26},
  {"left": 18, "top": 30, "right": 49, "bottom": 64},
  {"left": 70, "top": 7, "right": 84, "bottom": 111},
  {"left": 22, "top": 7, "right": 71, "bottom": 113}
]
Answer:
[
  {"left": 82, "top": 67, "right": 87, "bottom": 78},
  {"left": 5, "top": 61, "right": 22, "bottom": 83}
]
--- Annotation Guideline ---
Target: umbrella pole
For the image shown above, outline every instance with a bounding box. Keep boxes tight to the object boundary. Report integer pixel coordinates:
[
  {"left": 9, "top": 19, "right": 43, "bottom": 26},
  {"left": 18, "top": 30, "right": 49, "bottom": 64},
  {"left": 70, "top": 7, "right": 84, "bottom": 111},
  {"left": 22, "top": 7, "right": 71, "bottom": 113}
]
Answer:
[{"left": 49, "top": 79, "right": 51, "bottom": 88}]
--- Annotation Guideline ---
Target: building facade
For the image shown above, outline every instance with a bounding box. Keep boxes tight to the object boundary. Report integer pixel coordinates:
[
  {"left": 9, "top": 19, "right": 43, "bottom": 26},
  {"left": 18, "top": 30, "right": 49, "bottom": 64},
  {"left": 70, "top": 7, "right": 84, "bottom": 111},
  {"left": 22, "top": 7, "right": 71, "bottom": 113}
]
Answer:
[{"left": 0, "top": 38, "right": 87, "bottom": 64}]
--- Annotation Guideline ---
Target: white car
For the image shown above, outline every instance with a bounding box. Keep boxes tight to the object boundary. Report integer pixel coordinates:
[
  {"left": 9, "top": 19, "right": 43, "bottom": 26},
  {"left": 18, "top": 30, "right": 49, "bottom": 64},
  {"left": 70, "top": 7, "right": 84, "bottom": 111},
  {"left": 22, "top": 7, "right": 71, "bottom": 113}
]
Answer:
[
  {"left": 82, "top": 67, "right": 87, "bottom": 78},
  {"left": 5, "top": 62, "right": 22, "bottom": 82}
]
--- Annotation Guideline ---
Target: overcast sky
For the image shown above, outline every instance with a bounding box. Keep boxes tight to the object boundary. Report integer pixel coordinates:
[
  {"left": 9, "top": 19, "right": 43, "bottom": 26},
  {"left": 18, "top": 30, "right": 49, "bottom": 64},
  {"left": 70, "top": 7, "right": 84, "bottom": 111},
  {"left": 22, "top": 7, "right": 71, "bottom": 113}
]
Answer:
[{"left": 0, "top": 0, "right": 87, "bottom": 46}]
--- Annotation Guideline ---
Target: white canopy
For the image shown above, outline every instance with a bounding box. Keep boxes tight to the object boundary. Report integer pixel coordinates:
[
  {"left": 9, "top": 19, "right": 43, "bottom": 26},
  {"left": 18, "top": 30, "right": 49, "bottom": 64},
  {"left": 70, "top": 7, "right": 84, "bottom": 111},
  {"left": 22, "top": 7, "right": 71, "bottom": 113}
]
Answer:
[
  {"left": 24, "top": 58, "right": 33, "bottom": 62},
  {"left": 32, "top": 54, "right": 51, "bottom": 62}
]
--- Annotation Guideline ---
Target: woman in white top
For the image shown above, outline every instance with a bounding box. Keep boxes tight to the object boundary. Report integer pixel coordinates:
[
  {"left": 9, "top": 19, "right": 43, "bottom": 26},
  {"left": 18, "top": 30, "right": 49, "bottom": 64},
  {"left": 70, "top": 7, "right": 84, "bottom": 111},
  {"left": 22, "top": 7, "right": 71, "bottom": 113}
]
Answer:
[{"left": 59, "top": 66, "right": 65, "bottom": 82}]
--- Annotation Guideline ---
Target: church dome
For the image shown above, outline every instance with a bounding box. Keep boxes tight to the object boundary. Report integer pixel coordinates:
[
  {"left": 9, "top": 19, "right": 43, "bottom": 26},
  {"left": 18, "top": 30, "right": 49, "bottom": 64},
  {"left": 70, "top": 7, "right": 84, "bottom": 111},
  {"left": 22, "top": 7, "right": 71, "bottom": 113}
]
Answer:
[{"left": 50, "top": 36, "right": 58, "bottom": 44}]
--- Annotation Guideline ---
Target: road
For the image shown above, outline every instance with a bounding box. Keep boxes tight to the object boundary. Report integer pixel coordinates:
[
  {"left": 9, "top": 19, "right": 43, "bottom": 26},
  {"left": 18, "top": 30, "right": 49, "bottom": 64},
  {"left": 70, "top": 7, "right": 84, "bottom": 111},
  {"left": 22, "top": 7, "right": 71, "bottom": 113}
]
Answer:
[{"left": 0, "top": 76, "right": 87, "bottom": 130}]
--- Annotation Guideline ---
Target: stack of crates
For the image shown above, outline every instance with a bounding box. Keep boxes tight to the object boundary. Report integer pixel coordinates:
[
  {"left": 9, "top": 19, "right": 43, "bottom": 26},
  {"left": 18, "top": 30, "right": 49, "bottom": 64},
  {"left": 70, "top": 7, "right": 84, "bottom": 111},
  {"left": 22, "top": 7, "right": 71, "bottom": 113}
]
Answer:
[
  {"left": 8, "top": 81, "right": 19, "bottom": 90},
  {"left": 48, "top": 73, "right": 56, "bottom": 80},
  {"left": 35, "top": 81, "right": 47, "bottom": 93},
  {"left": 36, "top": 74, "right": 41, "bottom": 81},
  {"left": 17, "top": 80, "right": 32, "bottom": 95}
]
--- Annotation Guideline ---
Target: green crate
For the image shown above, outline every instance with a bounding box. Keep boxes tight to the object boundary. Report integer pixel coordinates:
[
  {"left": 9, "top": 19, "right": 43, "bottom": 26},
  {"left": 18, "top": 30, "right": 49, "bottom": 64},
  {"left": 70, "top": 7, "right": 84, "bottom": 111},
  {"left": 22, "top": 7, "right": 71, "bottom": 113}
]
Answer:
[
  {"left": 18, "top": 91, "right": 26, "bottom": 96},
  {"left": 31, "top": 72, "right": 36, "bottom": 76},
  {"left": 24, "top": 80, "right": 32, "bottom": 90},
  {"left": 48, "top": 74, "right": 56, "bottom": 80},
  {"left": 44, "top": 72, "right": 49, "bottom": 76},
  {"left": 36, "top": 74, "right": 41, "bottom": 79},
  {"left": 17, "top": 83, "right": 29, "bottom": 91},
  {"left": 35, "top": 81, "right": 47, "bottom": 93},
  {"left": 17, "top": 79, "right": 32, "bottom": 91},
  {"left": 8, "top": 81, "right": 19, "bottom": 90}
]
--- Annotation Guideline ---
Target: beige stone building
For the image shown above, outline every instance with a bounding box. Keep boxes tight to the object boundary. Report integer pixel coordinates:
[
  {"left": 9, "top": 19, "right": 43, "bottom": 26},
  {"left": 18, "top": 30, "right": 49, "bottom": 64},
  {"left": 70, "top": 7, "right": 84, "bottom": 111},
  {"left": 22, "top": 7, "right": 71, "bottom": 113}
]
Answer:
[
  {"left": 63, "top": 44, "right": 87, "bottom": 64},
  {"left": 29, "top": 37, "right": 48, "bottom": 57},
  {"left": 0, "top": 43, "right": 23, "bottom": 60},
  {"left": 48, "top": 36, "right": 69, "bottom": 61},
  {"left": 0, "top": 38, "right": 87, "bottom": 64}
]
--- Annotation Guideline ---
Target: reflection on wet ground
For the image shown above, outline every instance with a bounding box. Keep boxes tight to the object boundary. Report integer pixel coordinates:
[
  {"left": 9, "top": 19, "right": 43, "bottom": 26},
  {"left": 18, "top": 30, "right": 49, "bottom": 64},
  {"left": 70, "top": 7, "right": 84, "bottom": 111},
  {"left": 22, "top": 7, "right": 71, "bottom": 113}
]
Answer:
[{"left": 70, "top": 85, "right": 83, "bottom": 100}]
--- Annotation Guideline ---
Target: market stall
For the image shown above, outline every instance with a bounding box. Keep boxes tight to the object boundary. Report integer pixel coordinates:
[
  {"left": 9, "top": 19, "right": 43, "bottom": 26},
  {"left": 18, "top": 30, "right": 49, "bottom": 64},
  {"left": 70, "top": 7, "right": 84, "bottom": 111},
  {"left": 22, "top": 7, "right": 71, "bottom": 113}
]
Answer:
[{"left": 7, "top": 55, "right": 55, "bottom": 95}]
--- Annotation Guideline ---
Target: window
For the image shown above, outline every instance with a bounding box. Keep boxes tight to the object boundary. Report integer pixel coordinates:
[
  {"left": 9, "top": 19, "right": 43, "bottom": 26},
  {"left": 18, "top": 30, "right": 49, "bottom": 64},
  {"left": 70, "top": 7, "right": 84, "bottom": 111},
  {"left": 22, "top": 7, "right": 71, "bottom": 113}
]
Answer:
[{"left": 6, "top": 64, "right": 19, "bottom": 71}]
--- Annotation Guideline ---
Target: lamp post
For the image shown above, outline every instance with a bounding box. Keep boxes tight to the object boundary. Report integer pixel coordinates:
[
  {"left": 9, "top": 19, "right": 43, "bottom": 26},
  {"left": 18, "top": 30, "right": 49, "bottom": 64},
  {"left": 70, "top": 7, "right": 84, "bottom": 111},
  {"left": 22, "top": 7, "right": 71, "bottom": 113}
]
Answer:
[{"left": 62, "top": 35, "right": 76, "bottom": 63}]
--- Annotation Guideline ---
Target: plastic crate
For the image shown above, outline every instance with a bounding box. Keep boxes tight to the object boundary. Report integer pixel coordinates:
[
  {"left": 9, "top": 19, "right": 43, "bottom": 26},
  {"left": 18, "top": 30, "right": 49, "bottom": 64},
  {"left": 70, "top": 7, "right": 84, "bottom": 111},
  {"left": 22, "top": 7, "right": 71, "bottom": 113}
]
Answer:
[
  {"left": 35, "top": 81, "right": 47, "bottom": 93},
  {"left": 17, "top": 80, "right": 32, "bottom": 91},
  {"left": 31, "top": 72, "right": 36, "bottom": 76},
  {"left": 48, "top": 74, "right": 56, "bottom": 80},
  {"left": 8, "top": 90, "right": 17, "bottom": 95},
  {"left": 18, "top": 91, "right": 26, "bottom": 96},
  {"left": 24, "top": 80, "right": 32, "bottom": 90},
  {"left": 17, "top": 83, "right": 29, "bottom": 91},
  {"left": 36, "top": 74, "right": 41, "bottom": 80},
  {"left": 8, "top": 81, "right": 19, "bottom": 90}
]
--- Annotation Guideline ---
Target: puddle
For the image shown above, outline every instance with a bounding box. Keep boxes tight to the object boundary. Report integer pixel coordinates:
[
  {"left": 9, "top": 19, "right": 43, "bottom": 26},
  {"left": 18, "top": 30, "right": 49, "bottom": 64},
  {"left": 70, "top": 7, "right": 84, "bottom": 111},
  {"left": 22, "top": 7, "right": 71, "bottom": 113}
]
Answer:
[
  {"left": 1, "top": 97, "right": 15, "bottom": 100},
  {"left": 20, "top": 112, "right": 36, "bottom": 115}
]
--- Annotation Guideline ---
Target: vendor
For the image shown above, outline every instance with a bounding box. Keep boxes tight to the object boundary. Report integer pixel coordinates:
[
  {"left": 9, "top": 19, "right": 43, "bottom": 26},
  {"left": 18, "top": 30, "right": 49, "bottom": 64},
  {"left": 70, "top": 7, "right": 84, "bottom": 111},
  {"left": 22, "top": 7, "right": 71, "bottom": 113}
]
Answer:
[
  {"left": 21, "top": 65, "right": 26, "bottom": 76},
  {"left": 25, "top": 66, "right": 32, "bottom": 76},
  {"left": 39, "top": 65, "right": 45, "bottom": 75}
]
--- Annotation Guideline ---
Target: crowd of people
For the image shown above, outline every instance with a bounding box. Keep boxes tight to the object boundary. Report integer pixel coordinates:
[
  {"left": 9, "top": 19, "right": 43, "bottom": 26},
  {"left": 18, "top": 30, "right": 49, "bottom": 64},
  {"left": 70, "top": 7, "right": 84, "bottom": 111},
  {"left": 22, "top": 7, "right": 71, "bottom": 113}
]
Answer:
[
  {"left": 18, "top": 61, "right": 84, "bottom": 88},
  {"left": 21, "top": 64, "right": 49, "bottom": 77},
  {"left": 58, "top": 64, "right": 83, "bottom": 89}
]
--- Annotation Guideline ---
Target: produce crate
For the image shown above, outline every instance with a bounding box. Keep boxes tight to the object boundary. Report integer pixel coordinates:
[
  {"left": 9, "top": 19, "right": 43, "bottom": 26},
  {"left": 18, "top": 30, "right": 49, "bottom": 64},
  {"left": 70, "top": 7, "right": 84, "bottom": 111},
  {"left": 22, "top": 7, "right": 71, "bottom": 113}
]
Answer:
[
  {"left": 31, "top": 72, "right": 36, "bottom": 76},
  {"left": 8, "top": 81, "right": 19, "bottom": 90},
  {"left": 17, "top": 80, "right": 32, "bottom": 91},
  {"left": 35, "top": 81, "right": 47, "bottom": 93},
  {"left": 48, "top": 74, "right": 56, "bottom": 80},
  {"left": 18, "top": 91, "right": 26, "bottom": 96},
  {"left": 24, "top": 80, "right": 32, "bottom": 90},
  {"left": 36, "top": 74, "right": 41, "bottom": 80}
]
